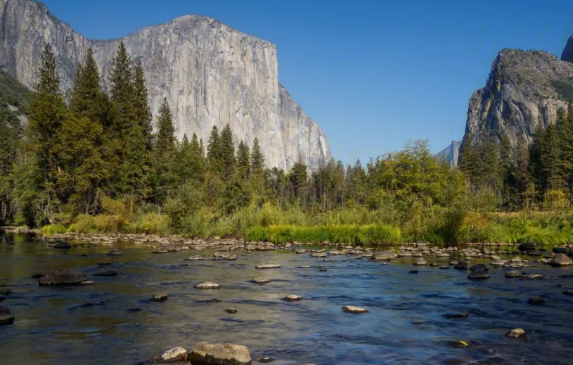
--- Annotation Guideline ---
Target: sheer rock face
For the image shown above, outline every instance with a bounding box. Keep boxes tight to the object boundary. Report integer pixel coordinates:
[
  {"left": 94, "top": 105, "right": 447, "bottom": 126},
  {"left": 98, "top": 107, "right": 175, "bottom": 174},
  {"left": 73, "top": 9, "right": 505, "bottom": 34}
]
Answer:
[
  {"left": 562, "top": 34, "right": 573, "bottom": 63},
  {"left": 0, "top": 0, "right": 332, "bottom": 170},
  {"left": 464, "top": 49, "right": 573, "bottom": 146},
  {"left": 435, "top": 140, "right": 460, "bottom": 167}
]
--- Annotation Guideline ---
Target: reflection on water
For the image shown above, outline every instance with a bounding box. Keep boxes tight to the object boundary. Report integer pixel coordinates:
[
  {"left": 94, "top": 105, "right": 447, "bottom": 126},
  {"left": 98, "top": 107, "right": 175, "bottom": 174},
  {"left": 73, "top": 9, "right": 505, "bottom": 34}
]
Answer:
[{"left": 1, "top": 232, "right": 573, "bottom": 364}]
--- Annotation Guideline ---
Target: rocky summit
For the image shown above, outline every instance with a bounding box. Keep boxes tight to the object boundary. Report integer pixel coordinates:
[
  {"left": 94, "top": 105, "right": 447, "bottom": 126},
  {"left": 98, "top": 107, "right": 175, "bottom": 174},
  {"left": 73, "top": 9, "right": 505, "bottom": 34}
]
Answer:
[
  {"left": 463, "top": 48, "right": 573, "bottom": 147},
  {"left": 0, "top": 0, "right": 332, "bottom": 170},
  {"left": 562, "top": 34, "right": 573, "bottom": 63}
]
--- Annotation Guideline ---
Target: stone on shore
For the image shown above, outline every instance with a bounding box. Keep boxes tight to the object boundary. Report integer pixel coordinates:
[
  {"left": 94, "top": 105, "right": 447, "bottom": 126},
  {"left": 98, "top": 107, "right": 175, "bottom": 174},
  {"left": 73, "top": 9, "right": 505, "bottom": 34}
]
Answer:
[
  {"left": 38, "top": 269, "right": 87, "bottom": 286},
  {"left": 342, "top": 305, "right": 369, "bottom": 314},
  {"left": 189, "top": 342, "right": 251, "bottom": 365},
  {"left": 0, "top": 306, "right": 15, "bottom": 326},
  {"left": 372, "top": 250, "right": 397, "bottom": 261},
  {"left": 284, "top": 295, "right": 302, "bottom": 302},
  {"left": 195, "top": 282, "right": 221, "bottom": 289},
  {"left": 153, "top": 293, "right": 168, "bottom": 302},
  {"left": 160, "top": 347, "right": 188, "bottom": 363}
]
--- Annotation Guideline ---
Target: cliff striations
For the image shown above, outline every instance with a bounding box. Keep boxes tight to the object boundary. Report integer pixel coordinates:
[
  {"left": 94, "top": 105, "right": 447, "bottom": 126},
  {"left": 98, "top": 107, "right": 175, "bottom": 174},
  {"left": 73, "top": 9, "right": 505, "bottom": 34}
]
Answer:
[{"left": 0, "top": 0, "right": 332, "bottom": 170}]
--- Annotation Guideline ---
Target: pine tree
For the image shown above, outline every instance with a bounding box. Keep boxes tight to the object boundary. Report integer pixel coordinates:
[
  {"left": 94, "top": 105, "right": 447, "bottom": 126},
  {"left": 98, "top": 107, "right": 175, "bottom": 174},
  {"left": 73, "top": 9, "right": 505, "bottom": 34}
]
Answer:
[
  {"left": 132, "top": 59, "right": 153, "bottom": 152},
  {"left": 70, "top": 49, "right": 103, "bottom": 121},
  {"left": 36, "top": 44, "right": 59, "bottom": 95},
  {"left": 207, "top": 125, "right": 222, "bottom": 175},
  {"left": 109, "top": 42, "right": 134, "bottom": 139},
  {"left": 289, "top": 161, "right": 308, "bottom": 201},
  {"left": 190, "top": 133, "right": 206, "bottom": 182},
  {"left": 219, "top": 124, "right": 236, "bottom": 178},
  {"left": 250, "top": 137, "right": 265, "bottom": 194},
  {"left": 236, "top": 140, "right": 251, "bottom": 180},
  {"left": 153, "top": 98, "right": 176, "bottom": 203}
]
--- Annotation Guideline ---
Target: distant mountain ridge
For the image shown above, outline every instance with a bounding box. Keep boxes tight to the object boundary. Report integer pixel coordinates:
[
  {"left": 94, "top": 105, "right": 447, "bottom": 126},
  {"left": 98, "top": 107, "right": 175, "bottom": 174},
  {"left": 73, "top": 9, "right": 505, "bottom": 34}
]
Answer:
[
  {"left": 0, "top": 0, "right": 332, "bottom": 170},
  {"left": 435, "top": 141, "right": 460, "bottom": 167}
]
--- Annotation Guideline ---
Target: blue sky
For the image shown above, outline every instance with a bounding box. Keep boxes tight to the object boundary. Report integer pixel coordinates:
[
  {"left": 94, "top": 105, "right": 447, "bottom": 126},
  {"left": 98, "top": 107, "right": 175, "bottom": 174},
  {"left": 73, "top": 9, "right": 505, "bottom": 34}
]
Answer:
[{"left": 42, "top": 0, "right": 573, "bottom": 164}]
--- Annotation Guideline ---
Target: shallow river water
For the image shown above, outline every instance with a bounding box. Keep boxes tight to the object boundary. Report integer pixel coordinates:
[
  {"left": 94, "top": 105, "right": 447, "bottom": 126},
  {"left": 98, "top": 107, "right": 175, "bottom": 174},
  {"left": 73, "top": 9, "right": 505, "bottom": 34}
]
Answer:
[{"left": 1, "top": 233, "right": 573, "bottom": 365}]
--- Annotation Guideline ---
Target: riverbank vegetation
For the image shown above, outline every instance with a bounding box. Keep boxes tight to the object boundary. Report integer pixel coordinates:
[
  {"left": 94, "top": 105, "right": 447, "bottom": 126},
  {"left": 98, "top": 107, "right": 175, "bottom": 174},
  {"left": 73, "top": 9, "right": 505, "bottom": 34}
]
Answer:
[{"left": 2, "top": 45, "right": 573, "bottom": 245}]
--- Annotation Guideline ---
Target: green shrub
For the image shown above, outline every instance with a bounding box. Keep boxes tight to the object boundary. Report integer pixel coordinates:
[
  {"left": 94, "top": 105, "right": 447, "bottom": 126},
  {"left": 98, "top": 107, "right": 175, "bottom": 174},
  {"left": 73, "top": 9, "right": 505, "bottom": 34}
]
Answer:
[{"left": 41, "top": 224, "right": 67, "bottom": 235}]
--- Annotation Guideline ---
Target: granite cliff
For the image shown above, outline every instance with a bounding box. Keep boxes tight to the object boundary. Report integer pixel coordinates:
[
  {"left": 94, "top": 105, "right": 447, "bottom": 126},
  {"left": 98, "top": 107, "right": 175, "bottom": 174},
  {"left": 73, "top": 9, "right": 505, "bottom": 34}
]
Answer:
[{"left": 0, "top": 0, "right": 332, "bottom": 170}]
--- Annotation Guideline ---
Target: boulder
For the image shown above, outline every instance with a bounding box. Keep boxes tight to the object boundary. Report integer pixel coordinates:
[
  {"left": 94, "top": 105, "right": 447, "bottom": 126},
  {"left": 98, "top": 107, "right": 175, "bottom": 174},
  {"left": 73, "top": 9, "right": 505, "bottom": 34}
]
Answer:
[
  {"left": 468, "top": 270, "right": 490, "bottom": 280},
  {"left": 414, "top": 258, "right": 427, "bottom": 266},
  {"left": 161, "top": 347, "right": 188, "bottom": 363},
  {"left": 225, "top": 308, "right": 238, "bottom": 314},
  {"left": 255, "top": 264, "right": 281, "bottom": 270},
  {"left": 551, "top": 253, "right": 573, "bottom": 267},
  {"left": 454, "top": 261, "right": 468, "bottom": 270},
  {"left": 153, "top": 293, "right": 168, "bottom": 302},
  {"left": 341, "top": 305, "right": 369, "bottom": 314},
  {"left": 189, "top": 342, "right": 251, "bottom": 365},
  {"left": 0, "top": 306, "right": 15, "bottom": 326},
  {"left": 553, "top": 247, "right": 568, "bottom": 254},
  {"left": 522, "top": 274, "right": 543, "bottom": 280},
  {"left": 284, "top": 295, "right": 302, "bottom": 302},
  {"left": 506, "top": 328, "right": 526, "bottom": 338},
  {"left": 195, "top": 282, "right": 221, "bottom": 289},
  {"left": 38, "top": 269, "right": 87, "bottom": 286},
  {"left": 54, "top": 241, "right": 71, "bottom": 249}
]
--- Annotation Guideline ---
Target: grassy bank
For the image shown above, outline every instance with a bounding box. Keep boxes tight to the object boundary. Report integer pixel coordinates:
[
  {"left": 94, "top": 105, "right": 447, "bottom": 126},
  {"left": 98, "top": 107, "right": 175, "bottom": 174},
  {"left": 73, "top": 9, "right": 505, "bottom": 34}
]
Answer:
[{"left": 36, "top": 204, "right": 573, "bottom": 246}]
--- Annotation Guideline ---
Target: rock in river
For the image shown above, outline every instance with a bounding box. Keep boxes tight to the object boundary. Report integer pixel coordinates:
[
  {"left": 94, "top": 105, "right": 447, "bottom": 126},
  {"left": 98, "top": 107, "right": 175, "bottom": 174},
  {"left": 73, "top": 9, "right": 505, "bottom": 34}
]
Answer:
[
  {"left": 0, "top": 306, "right": 15, "bottom": 326},
  {"left": 528, "top": 296, "right": 545, "bottom": 305},
  {"left": 189, "top": 342, "right": 251, "bottom": 365},
  {"left": 468, "top": 270, "right": 490, "bottom": 280},
  {"left": 470, "top": 264, "right": 488, "bottom": 272},
  {"left": 414, "top": 258, "right": 427, "bottom": 266},
  {"left": 38, "top": 269, "right": 87, "bottom": 286},
  {"left": 0, "top": 288, "right": 13, "bottom": 295},
  {"left": 160, "top": 346, "right": 188, "bottom": 363},
  {"left": 454, "top": 261, "right": 468, "bottom": 270},
  {"left": 107, "top": 250, "right": 122, "bottom": 256},
  {"left": 443, "top": 313, "right": 468, "bottom": 319},
  {"left": 505, "top": 270, "right": 522, "bottom": 278},
  {"left": 253, "top": 277, "right": 270, "bottom": 284},
  {"left": 256, "top": 264, "right": 281, "bottom": 270},
  {"left": 342, "top": 305, "right": 369, "bottom": 314},
  {"left": 372, "top": 250, "right": 397, "bottom": 261},
  {"left": 225, "top": 308, "right": 238, "bottom": 314},
  {"left": 93, "top": 270, "right": 118, "bottom": 277},
  {"left": 284, "top": 295, "right": 303, "bottom": 302},
  {"left": 195, "top": 282, "right": 221, "bottom": 289},
  {"left": 153, "top": 293, "right": 168, "bottom": 302},
  {"left": 54, "top": 242, "right": 71, "bottom": 249},
  {"left": 506, "top": 328, "right": 526, "bottom": 338},
  {"left": 0, "top": 295, "right": 4, "bottom": 302},
  {"left": 551, "top": 253, "right": 573, "bottom": 267}
]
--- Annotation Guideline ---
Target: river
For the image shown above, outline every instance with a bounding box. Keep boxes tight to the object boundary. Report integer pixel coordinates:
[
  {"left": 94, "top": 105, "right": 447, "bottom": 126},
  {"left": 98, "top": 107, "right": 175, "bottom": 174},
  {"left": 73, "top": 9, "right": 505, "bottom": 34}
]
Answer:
[{"left": 1, "top": 232, "right": 573, "bottom": 365}]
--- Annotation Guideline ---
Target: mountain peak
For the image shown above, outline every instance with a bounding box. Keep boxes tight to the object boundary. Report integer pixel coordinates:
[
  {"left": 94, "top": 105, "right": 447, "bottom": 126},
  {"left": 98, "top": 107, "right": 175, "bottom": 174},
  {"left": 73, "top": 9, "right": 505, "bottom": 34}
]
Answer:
[{"left": 562, "top": 34, "right": 573, "bottom": 63}]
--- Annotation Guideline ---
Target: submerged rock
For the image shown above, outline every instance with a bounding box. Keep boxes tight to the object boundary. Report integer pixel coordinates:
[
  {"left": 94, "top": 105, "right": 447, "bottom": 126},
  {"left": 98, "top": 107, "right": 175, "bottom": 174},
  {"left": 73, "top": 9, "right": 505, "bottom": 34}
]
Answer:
[
  {"left": 255, "top": 264, "right": 281, "bottom": 270},
  {"left": 160, "top": 346, "right": 188, "bottom": 363},
  {"left": 152, "top": 293, "right": 168, "bottom": 302},
  {"left": 196, "top": 298, "right": 222, "bottom": 303},
  {"left": 196, "top": 282, "right": 221, "bottom": 289},
  {"left": 443, "top": 313, "right": 468, "bottom": 319},
  {"left": 528, "top": 296, "right": 545, "bottom": 305},
  {"left": 409, "top": 270, "right": 418, "bottom": 274},
  {"left": 454, "top": 261, "right": 468, "bottom": 270},
  {"left": 107, "top": 250, "right": 122, "bottom": 256},
  {"left": 93, "top": 270, "right": 118, "bottom": 277},
  {"left": 0, "top": 295, "right": 4, "bottom": 302},
  {"left": 342, "top": 305, "right": 369, "bottom": 314},
  {"left": 31, "top": 273, "right": 45, "bottom": 279},
  {"left": 506, "top": 328, "right": 526, "bottom": 338},
  {"left": 284, "top": 295, "right": 302, "bottom": 302},
  {"left": 563, "top": 291, "right": 573, "bottom": 296},
  {"left": 185, "top": 256, "right": 207, "bottom": 261},
  {"left": 0, "top": 306, "right": 15, "bottom": 326},
  {"left": 38, "top": 269, "right": 87, "bottom": 286},
  {"left": 189, "top": 342, "right": 251, "bottom": 365}
]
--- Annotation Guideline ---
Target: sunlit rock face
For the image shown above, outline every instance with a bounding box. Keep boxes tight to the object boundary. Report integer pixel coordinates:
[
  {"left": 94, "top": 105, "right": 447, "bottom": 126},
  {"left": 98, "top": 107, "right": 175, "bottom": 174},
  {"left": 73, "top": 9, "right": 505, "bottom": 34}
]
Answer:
[{"left": 0, "top": 0, "right": 332, "bottom": 170}]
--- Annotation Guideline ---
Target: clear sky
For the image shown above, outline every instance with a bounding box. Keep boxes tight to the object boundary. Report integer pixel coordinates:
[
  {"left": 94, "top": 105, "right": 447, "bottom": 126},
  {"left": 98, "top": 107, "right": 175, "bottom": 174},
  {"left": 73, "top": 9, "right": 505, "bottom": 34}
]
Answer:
[{"left": 41, "top": 0, "right": 573, "bottom": 164}]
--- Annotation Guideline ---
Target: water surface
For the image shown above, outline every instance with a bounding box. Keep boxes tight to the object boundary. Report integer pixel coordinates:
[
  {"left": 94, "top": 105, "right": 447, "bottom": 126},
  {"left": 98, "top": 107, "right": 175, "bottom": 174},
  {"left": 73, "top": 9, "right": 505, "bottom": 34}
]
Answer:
[{"left": 1, "top": 233, "right": 573, "bottom": 364}]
